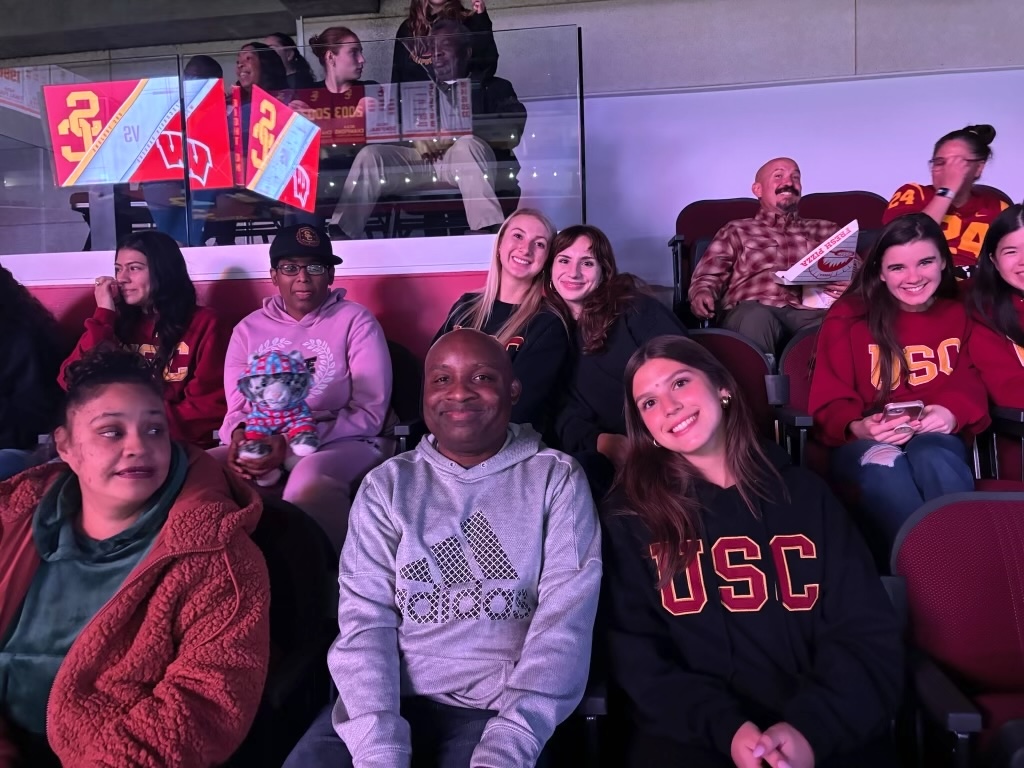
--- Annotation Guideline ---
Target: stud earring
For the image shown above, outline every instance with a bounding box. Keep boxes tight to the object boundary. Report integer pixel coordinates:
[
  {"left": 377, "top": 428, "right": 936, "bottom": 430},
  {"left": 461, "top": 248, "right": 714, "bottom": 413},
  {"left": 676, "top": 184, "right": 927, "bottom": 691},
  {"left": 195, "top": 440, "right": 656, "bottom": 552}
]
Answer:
[{"left": 721, "top": 394, "right": 732, "bottom": 409}]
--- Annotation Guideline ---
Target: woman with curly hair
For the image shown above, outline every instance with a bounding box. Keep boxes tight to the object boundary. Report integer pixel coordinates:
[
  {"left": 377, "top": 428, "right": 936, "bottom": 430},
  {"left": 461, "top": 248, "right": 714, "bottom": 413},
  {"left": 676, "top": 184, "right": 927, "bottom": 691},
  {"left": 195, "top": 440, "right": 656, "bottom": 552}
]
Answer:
[
  {"left": 392, "top": 0, "right": 498, "bottom": 83},
  {"left": 0, "top": 265, "right": 65, "bottom": 481},
  {"left": 60, "top": 231, "right": 229, "bottom": 447}
]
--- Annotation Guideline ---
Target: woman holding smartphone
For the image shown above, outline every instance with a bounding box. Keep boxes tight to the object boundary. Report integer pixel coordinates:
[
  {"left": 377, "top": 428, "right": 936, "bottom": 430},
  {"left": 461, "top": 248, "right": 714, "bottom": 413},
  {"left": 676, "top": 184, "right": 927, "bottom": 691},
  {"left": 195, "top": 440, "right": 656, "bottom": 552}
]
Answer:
[{"left": 808, "top": 213, "right": 989, "bottom": 555}]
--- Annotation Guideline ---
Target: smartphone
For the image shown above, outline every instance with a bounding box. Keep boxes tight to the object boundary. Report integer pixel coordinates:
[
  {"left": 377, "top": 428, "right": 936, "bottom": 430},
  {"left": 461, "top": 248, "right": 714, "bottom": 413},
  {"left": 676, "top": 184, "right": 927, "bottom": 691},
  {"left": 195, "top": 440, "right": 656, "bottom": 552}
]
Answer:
[{"left": 883, "top": 400, "right": 924, "bottom": 428}]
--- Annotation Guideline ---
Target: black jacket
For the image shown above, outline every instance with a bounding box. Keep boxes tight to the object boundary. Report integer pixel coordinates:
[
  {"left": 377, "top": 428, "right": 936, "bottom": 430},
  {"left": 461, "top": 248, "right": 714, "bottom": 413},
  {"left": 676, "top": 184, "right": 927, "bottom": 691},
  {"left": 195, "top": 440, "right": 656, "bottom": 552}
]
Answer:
[
  {"left": 556, "top": 295, "right": 685, "bottom": 454},
  {"left": 601, "top": 445, "right": 902, "bottom": 763},
  {"left": 436, "top": 294, "right": 569, "bottom": 436},
  {"left": 0, "top": 321, "right": 63, "bottom": 450},
  {"left": 392, "top": 10, "right": 499, "bottom": 84}
]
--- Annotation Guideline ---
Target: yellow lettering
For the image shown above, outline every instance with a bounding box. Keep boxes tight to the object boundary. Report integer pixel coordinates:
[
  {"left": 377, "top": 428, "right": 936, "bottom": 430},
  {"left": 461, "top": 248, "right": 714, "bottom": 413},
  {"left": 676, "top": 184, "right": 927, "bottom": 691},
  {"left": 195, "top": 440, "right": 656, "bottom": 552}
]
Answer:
[
  {"left": 870, "top": 340, "right": 960, "bottom": 390},
  {"left": 905, "top": 345, "right": 938, "bottom": 386},
  {"left": 959, "top": 222, "right": 988, "bottom": 261},
  {"left": 250, "top": 99, "right": 278, "bottom": 171},
  {"left": 937, "top": 338, "right": 959, "bottom": 375},
  {"left": 57, "top": 91, "right": 101, "bottom": 162}
]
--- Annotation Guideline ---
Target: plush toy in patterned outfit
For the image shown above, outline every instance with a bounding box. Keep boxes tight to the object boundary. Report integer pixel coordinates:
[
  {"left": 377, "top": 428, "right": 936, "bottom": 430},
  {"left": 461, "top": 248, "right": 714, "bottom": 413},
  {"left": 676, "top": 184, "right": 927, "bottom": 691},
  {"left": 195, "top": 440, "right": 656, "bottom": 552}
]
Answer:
[{"left": 237, "top": 349, "right": 320, "bottom": 486}]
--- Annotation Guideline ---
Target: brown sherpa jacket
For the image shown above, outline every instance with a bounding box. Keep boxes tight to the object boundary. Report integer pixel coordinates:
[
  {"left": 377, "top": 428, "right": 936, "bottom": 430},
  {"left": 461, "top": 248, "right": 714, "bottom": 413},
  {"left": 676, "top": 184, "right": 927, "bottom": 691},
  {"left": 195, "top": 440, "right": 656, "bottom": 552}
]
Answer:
[{"left": 0, "top": 446, "right": 270, "bottom": 767}]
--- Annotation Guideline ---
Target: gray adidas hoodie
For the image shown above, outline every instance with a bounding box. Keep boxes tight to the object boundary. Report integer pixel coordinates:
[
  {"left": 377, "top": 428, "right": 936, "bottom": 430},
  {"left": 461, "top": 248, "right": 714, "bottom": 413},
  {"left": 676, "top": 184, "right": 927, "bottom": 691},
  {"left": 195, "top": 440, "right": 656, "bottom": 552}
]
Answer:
[{"left": 328, "top": 424, "right": 602, "bottom": 768}]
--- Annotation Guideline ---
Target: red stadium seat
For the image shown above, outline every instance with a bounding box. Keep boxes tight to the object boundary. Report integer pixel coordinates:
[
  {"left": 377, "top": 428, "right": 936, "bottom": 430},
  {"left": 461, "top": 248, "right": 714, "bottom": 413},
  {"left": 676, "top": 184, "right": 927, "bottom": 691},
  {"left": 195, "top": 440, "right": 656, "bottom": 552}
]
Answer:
[
  {"left": 892, "top": 492, "right": 1024, "bottom": 764},
  {"left": 777, "top": 326, "right": 818, "bottom": 465},
  {"left": 690, "top": 328, "right": 778, "bottom": 439},
  {"left": 800, "top": 190, "right": 889, "bottom": 230}
]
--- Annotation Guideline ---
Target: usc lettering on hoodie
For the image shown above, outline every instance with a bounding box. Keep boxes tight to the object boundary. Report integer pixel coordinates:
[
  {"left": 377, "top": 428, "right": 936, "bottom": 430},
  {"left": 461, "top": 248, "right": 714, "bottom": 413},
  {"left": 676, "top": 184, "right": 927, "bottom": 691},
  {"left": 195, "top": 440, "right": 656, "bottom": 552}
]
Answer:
[{"left": 808, "top": 296, "right": 990, "bottom": 446}]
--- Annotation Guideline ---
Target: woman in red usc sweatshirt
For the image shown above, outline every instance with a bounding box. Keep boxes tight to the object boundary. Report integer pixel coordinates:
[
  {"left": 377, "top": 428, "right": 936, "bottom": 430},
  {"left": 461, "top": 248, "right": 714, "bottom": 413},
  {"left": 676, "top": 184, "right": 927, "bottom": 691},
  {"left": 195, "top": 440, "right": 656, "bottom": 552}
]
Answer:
[
  {"left": 59, "top": 231, "right": 229, "bottom": 448},
  {"left": 604, "top": 335, "right": 901, "bottom": 768},
  {"left": 967, "top": 205, "right": 1024, "bottom": 407},
  {"left": 808, "top": 213, "right": 988, "bottom": 551}
]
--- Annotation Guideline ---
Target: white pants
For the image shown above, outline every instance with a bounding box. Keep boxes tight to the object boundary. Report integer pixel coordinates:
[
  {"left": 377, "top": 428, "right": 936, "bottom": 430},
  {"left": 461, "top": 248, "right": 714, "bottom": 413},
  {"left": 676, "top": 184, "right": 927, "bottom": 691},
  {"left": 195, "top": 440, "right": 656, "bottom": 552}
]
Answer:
[{"left": 331, "top": 136, "right": 504, "bottom": 237}]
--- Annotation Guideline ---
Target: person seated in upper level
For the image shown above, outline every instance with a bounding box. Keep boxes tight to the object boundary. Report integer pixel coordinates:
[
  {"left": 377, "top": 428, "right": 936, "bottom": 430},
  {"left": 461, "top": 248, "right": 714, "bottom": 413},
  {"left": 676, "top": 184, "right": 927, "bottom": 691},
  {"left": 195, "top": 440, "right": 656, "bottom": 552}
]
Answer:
[
  {"left": 215, "top": 225, "right": 393, "bottom": 551},
  {"left": 264, "top": 32, "right": 317, "bottom": 90},
  {"left": 436, "top": 209, "right": 570, "bottom": 439},
  {"left": 546, "top": 224, "right": 685, "bottom": 492},
  {"left": 60, "top": 231, "right": 229, "bottom": 448},
  {"left": 282, "top": 328, "right": 601, "bottom": 768},
  {"left": 882, "top": 124, "right": 1008, "bottom": 280},
  {"left": 965, "top": 204, "right": 1024, "bottom": 406},
  {"left": 688, "top": 157, "right": 846, "bottom": 360},
  {"left": 0, "top": 348, "right": 269, "bottom": 768},
  {"left": 808, "top": 213, "right": 989, "bottom": 557},
  {"left": 0, "top": 265, "right": 65, "bottom": 482},
  {"left": 392, "top": 0, "right": 498, "bottom": 83},
  {"left": 329, "top": 18, "right": 526, "bottom": 239}
]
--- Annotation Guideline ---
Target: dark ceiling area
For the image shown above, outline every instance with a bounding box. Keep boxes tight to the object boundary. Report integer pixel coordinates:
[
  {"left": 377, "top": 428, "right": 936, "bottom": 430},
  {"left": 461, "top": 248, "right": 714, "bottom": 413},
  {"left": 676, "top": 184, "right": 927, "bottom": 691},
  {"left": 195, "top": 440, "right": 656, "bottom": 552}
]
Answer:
[{"left": 0, "top": 0, "right": 381, "bottom": 59}]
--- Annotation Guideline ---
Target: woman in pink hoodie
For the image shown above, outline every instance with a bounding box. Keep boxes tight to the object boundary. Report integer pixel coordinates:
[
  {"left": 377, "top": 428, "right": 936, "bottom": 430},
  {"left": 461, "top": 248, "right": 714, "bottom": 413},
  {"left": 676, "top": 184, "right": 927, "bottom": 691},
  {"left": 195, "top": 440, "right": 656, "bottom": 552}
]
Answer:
[{"left": 216, "top": 225, "right": 393, "bottom": 549}]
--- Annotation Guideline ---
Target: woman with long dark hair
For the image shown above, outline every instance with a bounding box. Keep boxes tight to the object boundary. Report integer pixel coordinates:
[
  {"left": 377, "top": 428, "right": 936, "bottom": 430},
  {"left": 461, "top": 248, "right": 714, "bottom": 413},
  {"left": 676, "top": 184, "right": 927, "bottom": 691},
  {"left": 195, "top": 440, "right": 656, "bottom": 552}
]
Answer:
[
  {"left": 59, "top": 231, "right": 229, "bottom": 447},
  {"left": 264, "top": 32, "right": 317, "bottom": 90},
  {"left": 392, "top": 0, "right": 498, "bottom": 83},
  {"left": 436, "top": 208, "right": 569, "bottom": 436},
  {"left": 882, "top": 124, "right": 1008, "bottom": 278},
  {"left": 546, "top": 224, "right": 684, "bottom": 480},
  {"left": 808, "top": 213, "right": 989, "bottom": 550},
  {"left": 603, "top": 335, "right": 901, "bottom": 768},
  {"left": 967, "top": 204, "right": 1024, "bottom": 405},
  {"left": 0, "top": 266, "right": 65, "bottom": 480}
]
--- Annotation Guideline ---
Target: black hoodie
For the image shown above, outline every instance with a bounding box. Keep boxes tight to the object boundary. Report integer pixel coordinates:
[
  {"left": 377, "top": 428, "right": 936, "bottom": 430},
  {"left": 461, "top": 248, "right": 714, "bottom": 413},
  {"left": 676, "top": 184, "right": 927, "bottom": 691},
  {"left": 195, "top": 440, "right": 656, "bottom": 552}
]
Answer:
[{"left": 601, "top": 444, "right": 902, "bottom": 763}]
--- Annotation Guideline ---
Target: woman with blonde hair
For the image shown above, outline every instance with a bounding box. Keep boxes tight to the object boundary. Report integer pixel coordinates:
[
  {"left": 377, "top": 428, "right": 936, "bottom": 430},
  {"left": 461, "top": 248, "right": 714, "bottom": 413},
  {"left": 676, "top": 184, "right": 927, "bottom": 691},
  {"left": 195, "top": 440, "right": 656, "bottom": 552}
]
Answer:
[
  {"left": 392, "top": 0, "right": 498, "bottom": 83},
  {"left": 435, "top": 208, "right": 569, "bottom": 436}
]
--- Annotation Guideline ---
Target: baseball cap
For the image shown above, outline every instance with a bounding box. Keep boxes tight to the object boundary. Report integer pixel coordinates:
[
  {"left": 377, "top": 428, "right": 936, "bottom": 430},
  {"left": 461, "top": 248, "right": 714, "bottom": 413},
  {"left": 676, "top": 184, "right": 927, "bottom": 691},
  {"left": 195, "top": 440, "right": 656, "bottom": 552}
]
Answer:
[{"left": 269, "top": 225, "right": 342, "bottom": 267}]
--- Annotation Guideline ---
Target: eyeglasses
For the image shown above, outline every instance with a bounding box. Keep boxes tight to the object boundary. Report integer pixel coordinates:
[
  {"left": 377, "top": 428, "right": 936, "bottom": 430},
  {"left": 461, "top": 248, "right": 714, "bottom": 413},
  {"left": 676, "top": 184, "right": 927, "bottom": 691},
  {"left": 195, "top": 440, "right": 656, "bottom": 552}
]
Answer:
[
  {"left": 274, "top": 263, "right": 328, "bottom": 276},
  {"left": 928, "top": 156, "right": 983, "bottom": 169}
]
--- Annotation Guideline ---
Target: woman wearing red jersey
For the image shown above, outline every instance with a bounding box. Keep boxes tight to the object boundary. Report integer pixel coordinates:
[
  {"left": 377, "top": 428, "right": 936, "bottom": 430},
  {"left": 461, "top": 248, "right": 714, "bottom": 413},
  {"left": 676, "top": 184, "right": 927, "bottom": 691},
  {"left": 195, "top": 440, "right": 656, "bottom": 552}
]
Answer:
[
  {"left": 60, "top": 231, "right": 229, "bottom": 448},
  {"left": 808, "top": 213, "right": 989, "bottom": 550},
  {"left": 882, "top": 124, "right": 1008, "bottom": 279},
  {"left": 968, "top": 204, "right": 1024, "bottom": 406}
]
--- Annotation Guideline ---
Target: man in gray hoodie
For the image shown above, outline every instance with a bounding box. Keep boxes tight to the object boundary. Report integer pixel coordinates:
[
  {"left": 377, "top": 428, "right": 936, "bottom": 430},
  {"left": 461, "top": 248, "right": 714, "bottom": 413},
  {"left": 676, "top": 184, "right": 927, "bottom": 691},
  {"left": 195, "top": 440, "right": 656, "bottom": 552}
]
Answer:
[{"left": 283, "top": 328, "right": 602, "bottom": 768}]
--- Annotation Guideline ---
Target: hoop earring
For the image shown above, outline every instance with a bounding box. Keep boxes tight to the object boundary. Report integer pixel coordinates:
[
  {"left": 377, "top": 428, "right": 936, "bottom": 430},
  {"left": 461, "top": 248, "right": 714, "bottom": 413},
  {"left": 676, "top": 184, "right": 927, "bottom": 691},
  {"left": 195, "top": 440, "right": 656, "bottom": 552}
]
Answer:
[
  {"left": 721, "top": 394, "right": 732, "bottom": 409},
  {"left": 652, "top": 438, "right": 660, "bottom": 448}
]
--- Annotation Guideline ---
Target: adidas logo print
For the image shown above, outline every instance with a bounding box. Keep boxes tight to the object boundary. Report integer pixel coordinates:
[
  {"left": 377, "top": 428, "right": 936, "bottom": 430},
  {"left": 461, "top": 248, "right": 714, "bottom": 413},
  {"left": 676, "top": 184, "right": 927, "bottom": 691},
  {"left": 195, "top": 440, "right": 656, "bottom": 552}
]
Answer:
[{"left": 396, "top": 511, "right": 535, "bottom": 625}]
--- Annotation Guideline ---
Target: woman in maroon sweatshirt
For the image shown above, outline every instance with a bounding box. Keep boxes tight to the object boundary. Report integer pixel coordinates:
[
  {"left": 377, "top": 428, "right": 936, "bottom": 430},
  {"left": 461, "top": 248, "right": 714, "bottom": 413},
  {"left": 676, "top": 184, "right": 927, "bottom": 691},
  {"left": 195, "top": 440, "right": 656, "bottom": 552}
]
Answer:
[
  {"left": 60, "top": 231, "right": 229, "bottom": 447},
  {"left": 966, "top": 204, "right": 1024, "bottom": 406},
  {"left": 808, "top": 213, "right": 989, "bottom": 552}
]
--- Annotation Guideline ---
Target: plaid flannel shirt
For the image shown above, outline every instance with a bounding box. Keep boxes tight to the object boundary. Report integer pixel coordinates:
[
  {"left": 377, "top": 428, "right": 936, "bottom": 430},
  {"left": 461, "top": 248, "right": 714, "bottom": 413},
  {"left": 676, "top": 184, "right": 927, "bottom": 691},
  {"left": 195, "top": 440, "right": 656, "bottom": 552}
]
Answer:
[{"left": 688, "top": 208, "right": 839, "bottom": 311}]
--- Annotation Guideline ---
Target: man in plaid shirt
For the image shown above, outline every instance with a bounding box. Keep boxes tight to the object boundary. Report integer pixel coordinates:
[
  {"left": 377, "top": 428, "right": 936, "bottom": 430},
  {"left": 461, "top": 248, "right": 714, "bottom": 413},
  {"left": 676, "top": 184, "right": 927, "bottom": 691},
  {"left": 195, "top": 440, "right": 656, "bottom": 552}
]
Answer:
[{"left": 688, "top": 158, "right": 846, "bottom": 358}]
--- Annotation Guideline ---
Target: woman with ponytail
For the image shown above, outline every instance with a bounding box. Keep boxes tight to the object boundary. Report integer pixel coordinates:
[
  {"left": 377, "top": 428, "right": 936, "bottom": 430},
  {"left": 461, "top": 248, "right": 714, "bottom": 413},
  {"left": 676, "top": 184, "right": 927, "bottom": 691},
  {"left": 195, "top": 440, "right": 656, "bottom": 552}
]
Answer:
[{"left": 392, "top": 0, "right": 498, "bottom": 83}]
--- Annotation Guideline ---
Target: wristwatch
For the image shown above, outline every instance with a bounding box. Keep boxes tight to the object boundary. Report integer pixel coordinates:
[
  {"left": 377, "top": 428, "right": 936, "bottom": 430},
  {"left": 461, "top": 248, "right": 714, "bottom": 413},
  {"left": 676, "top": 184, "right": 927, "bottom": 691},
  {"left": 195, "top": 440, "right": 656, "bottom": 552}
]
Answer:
[{"left": 936, "top": 187, "right": 954, "bottom": 199}]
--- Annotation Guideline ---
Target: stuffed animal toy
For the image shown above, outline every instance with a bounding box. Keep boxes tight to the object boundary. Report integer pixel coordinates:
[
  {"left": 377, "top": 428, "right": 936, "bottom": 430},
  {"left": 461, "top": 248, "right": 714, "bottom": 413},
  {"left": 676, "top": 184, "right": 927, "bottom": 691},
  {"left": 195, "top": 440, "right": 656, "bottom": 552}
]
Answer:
[{"left": 237, "top": 349, "right": 320, "bottom": 486}]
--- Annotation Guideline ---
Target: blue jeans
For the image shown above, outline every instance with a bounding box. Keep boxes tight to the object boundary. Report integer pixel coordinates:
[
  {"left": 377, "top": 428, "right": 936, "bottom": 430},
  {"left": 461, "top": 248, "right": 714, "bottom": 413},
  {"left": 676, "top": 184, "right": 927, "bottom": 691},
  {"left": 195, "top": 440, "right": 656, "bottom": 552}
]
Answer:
[
  {"left": 283, "top": 697, "right": 497, "bottom": 768},
  {"left": 830, "top": 433, "right": 974, "bottom": 549},
  {"left": 0, "top": 449, "right": 34, "bottom": 482}
]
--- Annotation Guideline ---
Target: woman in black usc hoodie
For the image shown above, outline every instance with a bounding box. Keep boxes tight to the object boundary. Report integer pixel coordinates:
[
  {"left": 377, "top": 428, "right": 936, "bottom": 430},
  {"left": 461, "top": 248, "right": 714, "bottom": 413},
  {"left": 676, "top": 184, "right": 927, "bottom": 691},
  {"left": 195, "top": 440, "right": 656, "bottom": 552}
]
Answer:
[{"left": 602, "top": 335, "right": 902, "bottom": 768}]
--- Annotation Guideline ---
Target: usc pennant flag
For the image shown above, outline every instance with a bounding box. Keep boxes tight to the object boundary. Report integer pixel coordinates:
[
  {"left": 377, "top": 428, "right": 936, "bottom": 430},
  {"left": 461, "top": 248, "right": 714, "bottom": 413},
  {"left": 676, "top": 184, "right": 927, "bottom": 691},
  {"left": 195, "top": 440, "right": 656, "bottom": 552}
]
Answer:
[
  {"left": 244, "top": 85, "right": 321, "bottom": 212},
  {"left": 43, "top": 77, "right": 232, "bottom": 189}
]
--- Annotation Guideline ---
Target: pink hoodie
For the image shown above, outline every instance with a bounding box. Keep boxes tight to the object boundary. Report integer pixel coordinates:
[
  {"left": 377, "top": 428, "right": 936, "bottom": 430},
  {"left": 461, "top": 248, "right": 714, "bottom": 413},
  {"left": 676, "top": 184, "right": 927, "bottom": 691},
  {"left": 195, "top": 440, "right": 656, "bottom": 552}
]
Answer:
[{"left": 219, "top": 288, "right": 393, "bottom": 446}]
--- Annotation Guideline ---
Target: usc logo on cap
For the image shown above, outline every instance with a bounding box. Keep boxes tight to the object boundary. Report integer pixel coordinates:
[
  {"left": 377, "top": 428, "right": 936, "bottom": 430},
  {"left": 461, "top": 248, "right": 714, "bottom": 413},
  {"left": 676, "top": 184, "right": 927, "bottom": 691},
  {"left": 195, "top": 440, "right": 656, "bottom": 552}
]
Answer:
[{"left": 296, "top": 226, "right": 320, "bottom": 247}]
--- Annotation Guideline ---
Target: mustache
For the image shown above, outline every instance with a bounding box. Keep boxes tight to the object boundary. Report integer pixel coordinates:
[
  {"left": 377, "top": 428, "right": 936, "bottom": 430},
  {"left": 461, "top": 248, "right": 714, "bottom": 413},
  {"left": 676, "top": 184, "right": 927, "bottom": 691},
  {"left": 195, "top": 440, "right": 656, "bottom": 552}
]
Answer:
[{"left": 775, "top": 185, "right": 800, "bottom": 196}]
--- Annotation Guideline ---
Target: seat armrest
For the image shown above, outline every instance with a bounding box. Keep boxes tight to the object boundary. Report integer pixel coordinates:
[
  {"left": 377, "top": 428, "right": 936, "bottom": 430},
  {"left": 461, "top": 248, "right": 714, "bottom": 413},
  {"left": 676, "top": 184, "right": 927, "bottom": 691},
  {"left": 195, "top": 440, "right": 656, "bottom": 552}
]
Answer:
[
  {"left": 913, "top": 654, "right": 983, "bottom": 735},
  {"left": 576, "top": 680, "right": 608, "bottom": 718},
  {"left": 392, "top": 418, "right": 427, "bottom": 452},
  {"left": 991, "top": 407, "right": 1024, "bottom": 438},
  {"left": 777, "top": 407, "right": 813, "bottom": 428},
  {"left": 668, "top": 234, "right": 686, "bottom": 248},
  {"left": 765, "top": 374, "right": 789, "bottom": 405}
]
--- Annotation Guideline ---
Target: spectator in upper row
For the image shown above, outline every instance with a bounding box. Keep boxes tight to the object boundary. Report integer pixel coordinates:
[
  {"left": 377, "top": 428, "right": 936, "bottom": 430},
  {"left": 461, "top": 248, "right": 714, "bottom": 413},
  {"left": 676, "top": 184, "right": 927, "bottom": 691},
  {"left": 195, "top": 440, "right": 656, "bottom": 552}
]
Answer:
[
  {"left": 546, "top": 224, "right": 685, "bottom": 492},
  {"left": 330, "top": 19, "right": 525, "bottom": 239},
  {"left": 60, "top": 231, "right": 229, "bottom": 448},
  {"left": 0, "top": 266, "right": 65, "bottom": 482},
  {"left": 882, "top": 124, "right": 1008, "bottom": 279},
  {"left": 688, "top": 157, "right": 847, "bottom": 360},
  {"left": 437, "top": 209, "right": 569, "bottom": 439},
  {"left": 264, "top": 32, "right": 317, "bottom": 91},
  {"left": 968, "top": 204, "right": 1024, "bottom": 405},
  {"left": 393, "top": 0, "right": 498, "bottom": 83},
  {"left": 283, "top": 328, "right": 601, "bottom": 768},
  {"left": 809, "top": 213, "right": 989, "bottom": 556},
  {"left": 216, "top": 225, "right": 393, "bottom": 551}
]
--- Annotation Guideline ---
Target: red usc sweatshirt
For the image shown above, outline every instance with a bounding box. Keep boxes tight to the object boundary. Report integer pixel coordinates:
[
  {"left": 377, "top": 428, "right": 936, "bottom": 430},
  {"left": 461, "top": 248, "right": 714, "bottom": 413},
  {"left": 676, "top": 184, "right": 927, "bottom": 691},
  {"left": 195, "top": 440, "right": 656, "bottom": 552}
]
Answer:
[
  {"left": 59, "top": 307, "right": 229, "bottom": 447},
  {"left": 808, "top": 297, "right": 991, "bottom": 446},
  {"left": 968, "top": 295, "right": 1024, "bottom": 408}
]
